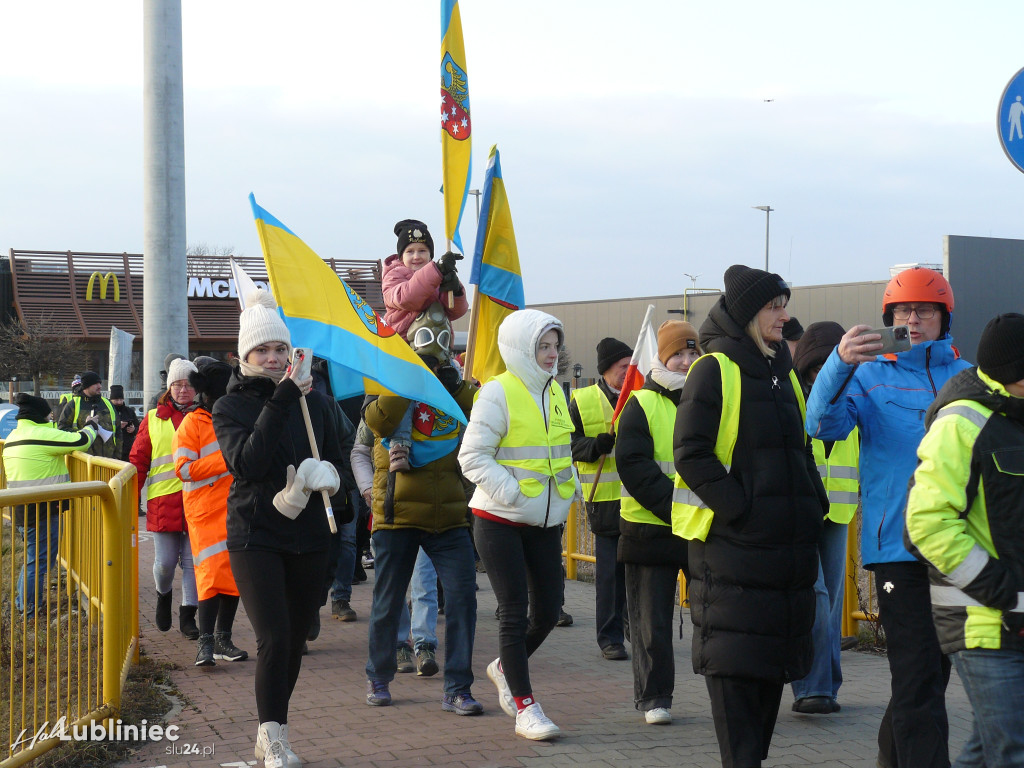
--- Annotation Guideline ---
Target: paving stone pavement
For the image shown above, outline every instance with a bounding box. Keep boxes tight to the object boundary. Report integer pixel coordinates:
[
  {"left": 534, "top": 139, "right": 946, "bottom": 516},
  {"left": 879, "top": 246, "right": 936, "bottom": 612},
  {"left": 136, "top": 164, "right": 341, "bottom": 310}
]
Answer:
[{"left": 121, "top": 522, "right": 972, "bottom": 768}]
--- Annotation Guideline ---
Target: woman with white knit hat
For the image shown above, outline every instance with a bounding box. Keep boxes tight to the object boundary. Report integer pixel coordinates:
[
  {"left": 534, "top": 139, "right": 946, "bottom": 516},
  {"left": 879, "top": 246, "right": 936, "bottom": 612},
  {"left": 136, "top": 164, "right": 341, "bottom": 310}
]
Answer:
[
  {"left": 212, "top": 290, "right": 352, "bottom": 768},
  {"left": 130, "top": 356, "right": 201, "bottom": 640}
]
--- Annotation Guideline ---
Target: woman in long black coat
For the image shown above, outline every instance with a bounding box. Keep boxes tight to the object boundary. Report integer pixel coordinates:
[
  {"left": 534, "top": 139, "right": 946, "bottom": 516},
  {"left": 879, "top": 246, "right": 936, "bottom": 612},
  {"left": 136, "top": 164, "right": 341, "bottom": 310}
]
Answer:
[{"left": 673, "top": 265, "right": 827, "bottom": 768}]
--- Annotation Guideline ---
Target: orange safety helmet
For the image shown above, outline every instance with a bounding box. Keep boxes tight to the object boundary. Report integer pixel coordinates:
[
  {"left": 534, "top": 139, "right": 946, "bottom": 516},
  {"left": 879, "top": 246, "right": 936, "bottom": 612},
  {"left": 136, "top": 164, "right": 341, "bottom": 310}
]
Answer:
[{"left": 882, "top": 267, "right": 954, "bottom": 336}]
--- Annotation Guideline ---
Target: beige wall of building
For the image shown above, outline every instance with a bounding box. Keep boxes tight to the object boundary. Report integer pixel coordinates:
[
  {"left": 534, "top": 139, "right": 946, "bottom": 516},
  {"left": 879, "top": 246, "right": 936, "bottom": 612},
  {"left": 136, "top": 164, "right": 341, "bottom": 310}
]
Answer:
[{"left": 456, "top": 279, "right": 888, "bottom": 385}]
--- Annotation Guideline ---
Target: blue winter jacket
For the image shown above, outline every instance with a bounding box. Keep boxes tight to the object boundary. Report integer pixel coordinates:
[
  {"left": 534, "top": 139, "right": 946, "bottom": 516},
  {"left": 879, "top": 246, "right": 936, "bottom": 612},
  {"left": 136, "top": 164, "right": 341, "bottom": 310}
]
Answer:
[{"left": 805, "top": 337, "right": 970, "bottom": 567}]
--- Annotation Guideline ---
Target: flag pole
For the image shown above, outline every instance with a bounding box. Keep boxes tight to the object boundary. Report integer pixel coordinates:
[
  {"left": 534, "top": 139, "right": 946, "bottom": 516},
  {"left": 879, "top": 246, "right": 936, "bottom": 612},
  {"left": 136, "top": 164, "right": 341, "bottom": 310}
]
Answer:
[
  {"left": 463, "top": 285, "right": 482, "bottom": 380},
  {"left": 298, "top": 396, "right": 338, "bottom": 534}
]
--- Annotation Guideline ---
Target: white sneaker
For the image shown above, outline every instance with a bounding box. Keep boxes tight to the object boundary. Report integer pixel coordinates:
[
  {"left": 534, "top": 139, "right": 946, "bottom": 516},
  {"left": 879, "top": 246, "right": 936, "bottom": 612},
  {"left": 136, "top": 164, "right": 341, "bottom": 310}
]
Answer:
[
  {"left": 515, "top": 701, "right": 561, "bottom": 741},
  {"left": 645, "top": 707, "right": 672, "bottom": 724},
  {"left": 279, "top": 723, "right": 303, "bottom": 767},
  {"left": 255, "top": 721, "right": 287, "bottom": 768},
  {"left": 487, "top": 657, "right": 516, "bottom": 717}
]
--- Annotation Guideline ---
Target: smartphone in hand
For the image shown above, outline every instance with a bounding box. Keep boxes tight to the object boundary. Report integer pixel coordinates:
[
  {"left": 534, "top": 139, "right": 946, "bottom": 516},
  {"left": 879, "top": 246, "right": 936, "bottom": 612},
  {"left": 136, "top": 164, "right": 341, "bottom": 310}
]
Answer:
[
  {"left": 857, "top": 325, "right": 911, "bottom": 356},
  {"left": 291, "top": 347, "right": 314, "bottom": 380}
]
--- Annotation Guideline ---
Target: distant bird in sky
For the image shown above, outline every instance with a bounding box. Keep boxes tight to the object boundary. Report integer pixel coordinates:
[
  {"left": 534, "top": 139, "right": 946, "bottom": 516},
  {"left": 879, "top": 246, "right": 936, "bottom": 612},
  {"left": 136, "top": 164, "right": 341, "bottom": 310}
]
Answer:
[{"left": 763, "top": 99, "right": 775, "bottom": 102}]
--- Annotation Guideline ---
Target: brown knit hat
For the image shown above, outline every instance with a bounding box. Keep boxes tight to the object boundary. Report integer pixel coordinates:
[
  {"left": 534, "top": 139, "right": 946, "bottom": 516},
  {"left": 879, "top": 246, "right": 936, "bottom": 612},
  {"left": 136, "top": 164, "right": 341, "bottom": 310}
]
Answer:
[{"left": 657, "top": 320, "right": 701, "bottom": 364}]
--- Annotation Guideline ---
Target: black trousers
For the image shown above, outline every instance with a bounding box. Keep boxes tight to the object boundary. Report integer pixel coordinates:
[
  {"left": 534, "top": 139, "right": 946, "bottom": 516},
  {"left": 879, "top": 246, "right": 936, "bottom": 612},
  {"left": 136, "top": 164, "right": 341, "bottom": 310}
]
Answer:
[
  {"left": 594, "top": 532, "right": 626, "bottom": 649},
  {"left": 874, "top": 561, "right": 951, "bottom": 768},
  {"left": 624, "top": 562, "right": 678, "bottom": 711},
  {"left": 706, "top": 675, "right": 783, "bottom": 768},
  {"left": 474, "top": 518, "right": 563, "bottom": 697},
  {"left": 230, "top": 548, "right": 328, "bottom": 725}
]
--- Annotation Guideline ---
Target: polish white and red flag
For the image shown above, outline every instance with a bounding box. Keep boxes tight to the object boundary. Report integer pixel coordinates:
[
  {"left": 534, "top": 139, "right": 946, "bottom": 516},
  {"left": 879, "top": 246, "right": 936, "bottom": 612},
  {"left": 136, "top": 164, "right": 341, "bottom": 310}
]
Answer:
[{"left": 612, "top": 304, "right": 658, "bottom": 423}]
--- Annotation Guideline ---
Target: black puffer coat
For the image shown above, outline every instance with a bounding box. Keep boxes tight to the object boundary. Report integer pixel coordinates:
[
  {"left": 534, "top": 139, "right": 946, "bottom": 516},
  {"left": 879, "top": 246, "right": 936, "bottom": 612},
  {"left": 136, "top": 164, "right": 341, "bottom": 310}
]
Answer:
[
  {"left": 213, "top": 371, "right": 354, "bottom": 554},
  {"left": 615, "top": 378, "right": 689, "bottom": 573},
  {"left": 673, "top": 298, "right": 826, "bottom": 682}
]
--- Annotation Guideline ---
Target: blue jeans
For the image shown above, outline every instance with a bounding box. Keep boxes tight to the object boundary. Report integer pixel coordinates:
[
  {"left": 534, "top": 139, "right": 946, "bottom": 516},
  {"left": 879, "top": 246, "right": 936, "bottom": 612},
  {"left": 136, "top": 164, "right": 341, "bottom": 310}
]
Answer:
[
  {"left": 792, "top": 520, "right": 848, "bottom": 700},
  {"left": 330, "top": 492, "right": 359, "bottom": 603},
  {"left": 951, "top": 648, "right": 1024, "bottom": 767},
  {"left": 16, "top": 511, "right": 61, "bottom": 618},
  {"left": 366, "top": 527, "right": 477, "bottom": 694},
  {"left": 396, "top": 548, "right": 439, "bottom": 650}
]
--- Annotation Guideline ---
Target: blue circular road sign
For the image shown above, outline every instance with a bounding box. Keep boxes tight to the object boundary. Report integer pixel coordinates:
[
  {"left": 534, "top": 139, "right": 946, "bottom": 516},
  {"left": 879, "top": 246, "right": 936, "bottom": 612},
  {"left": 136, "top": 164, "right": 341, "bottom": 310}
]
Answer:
[{"left": 998, "top": 66, "right": 1024, "bottom": 173}]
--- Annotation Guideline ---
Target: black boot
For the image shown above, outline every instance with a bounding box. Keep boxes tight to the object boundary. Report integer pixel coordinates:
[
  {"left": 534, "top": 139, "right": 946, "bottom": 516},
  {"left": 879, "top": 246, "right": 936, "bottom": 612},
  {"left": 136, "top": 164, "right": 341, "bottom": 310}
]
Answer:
[
  {"left": 194, "top": 634, "right": 215, "bottom": 667},
  {"left": 307, "top": 610, "right": 321, "bottom": 641},
  {"left": 155, "top": 590, "right": 172, "bottom": 632},
  {"left": 179, "top": 605, "right": 199, "bottom": 640},
  {"left": 213, "top": 631, "right": 248, "bottom": 662}
]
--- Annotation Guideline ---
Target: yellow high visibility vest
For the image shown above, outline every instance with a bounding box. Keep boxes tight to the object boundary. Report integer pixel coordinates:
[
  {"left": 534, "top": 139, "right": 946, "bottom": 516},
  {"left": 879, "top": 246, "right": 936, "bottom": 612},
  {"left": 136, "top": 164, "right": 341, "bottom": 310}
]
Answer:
[
  {"left": 493, "top": 371, "right": 576, "bottom": 500},
  {"left": 620, "top": 388, "right": 677, "bottom": 527},
  {"left": 671, "top": 352, "right": 806, "bottom": 542},
  {"left": 570, "top": 384, "right": 620, "bottom": 502},
  {"left": 73, "top": 397, "right": 118, "bottom": 447},
  {"left": 146, "top": 410, "right": 183, "bottom": 501},
  {"left": 814, "top": 429, "right": 860, "bottom": 524}
]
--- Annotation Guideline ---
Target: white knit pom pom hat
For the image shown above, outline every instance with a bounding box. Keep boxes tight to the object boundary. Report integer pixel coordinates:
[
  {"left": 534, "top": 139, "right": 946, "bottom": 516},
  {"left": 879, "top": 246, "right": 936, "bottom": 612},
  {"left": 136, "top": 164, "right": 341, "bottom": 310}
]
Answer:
[
  {"left": 166, "top": 358, "right": 197, "bottom": 387},
  {"left": 238, "top": 289, "right": 291, "bottom": 361}
]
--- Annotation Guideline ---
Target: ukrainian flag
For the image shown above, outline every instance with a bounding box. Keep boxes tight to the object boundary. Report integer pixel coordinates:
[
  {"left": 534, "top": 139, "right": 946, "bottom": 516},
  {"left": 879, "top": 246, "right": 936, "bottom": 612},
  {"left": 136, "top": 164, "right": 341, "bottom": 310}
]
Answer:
[
  {"left": 249, "top": 194, "right": 467, "bottom": 423},
  {"left": 441, "top": 0, "right": 472, "bottom": 253},
  {"left": 466, "top": 145, "right": 525, "bottom": 383}
]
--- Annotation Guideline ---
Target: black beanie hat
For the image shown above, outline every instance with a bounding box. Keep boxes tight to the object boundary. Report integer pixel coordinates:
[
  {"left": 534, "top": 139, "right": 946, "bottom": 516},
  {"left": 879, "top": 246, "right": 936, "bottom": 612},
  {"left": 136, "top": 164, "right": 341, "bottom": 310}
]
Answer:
[
  {"left": 793, "top": 321, "right": 845, "bottom": 382},
  {"left": 109, "top": 384, "right": 125, "bottom": 399},
  {"left": 80, "top": 370, "right": 101, "bottom": 389},
  {"left": 976, "top": 313, "right": 1024, "bottom": 385},
  {"left": 394, "top": 219, "right": 434, "bottom": 260},
  {"left": 15, "top": 393, "right": 52, "bottom": 422},
  {"left": 189, "top": 360, "right": 233, "bottom": 404},
  {"left": 596, "top": 337, "right": 633, "bottom": 374},
  {"left": 723, "top": 264, "right": 791, "bottom": 329},
  {"left": 782, "top": 317, "right": 804, "bottom": 342}
]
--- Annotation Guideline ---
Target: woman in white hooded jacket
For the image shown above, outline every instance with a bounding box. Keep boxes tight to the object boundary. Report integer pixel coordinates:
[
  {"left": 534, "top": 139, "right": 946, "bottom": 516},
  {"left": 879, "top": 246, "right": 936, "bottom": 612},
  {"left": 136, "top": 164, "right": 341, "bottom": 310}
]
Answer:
[{"left": 459, "top": 309, "right": 580, "bottom": 742}]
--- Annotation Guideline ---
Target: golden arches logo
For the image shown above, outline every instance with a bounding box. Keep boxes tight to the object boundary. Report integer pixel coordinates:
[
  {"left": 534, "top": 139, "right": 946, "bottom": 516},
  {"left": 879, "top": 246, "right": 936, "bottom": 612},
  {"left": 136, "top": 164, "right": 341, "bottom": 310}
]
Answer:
[{"left": 85, "top": 272, "right": 120, "bottom": 302}]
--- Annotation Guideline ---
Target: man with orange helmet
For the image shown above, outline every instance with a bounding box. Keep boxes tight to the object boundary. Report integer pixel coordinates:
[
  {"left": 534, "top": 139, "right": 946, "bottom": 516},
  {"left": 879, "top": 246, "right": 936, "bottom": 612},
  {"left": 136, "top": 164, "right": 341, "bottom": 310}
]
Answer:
[{"left": 806, "top": 267, "right": 970, "bottom": 768}]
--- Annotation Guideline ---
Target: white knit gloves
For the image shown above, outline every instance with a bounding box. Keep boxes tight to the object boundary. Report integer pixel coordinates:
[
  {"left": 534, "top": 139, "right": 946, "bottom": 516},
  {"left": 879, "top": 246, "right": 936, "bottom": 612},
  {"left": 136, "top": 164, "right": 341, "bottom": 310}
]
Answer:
[{"left": 273, "top": 458, "right": 342, "bottom": 519}]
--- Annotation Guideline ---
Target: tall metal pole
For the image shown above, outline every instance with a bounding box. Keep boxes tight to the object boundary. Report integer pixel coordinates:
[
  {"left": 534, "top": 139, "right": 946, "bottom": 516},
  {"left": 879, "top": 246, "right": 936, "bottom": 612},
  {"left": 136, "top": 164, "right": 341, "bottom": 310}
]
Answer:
[
  {"left": 753, "top": 206, "right": 774, "bottom": 271},
  {"left": 143, "top": 0, "right": 189, "bottom": 406}
]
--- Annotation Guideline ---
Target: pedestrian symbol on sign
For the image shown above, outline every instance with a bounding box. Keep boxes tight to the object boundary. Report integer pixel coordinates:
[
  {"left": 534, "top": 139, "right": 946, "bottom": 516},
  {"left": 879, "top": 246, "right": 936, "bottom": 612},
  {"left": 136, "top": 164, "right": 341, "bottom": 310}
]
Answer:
[{"left": 997, "top": 67, "right": 1024, "bottom": 173}]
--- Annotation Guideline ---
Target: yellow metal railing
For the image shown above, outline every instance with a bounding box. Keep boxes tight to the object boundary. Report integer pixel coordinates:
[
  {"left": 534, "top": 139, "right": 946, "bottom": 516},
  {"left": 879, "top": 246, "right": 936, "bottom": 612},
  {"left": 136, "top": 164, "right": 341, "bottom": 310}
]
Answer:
[
  {"left": 563, "top": 502, "right": 877, "bottom": 633},
  {"left": 0, "top": 449, "right": 137, "bottom": 767}
]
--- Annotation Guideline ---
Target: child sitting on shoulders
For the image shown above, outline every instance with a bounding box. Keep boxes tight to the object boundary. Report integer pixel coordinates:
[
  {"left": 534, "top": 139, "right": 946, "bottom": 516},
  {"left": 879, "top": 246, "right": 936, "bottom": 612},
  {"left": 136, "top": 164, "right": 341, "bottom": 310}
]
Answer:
[{"left": 381, "top": 219, "right": 468, "bottom": 471}]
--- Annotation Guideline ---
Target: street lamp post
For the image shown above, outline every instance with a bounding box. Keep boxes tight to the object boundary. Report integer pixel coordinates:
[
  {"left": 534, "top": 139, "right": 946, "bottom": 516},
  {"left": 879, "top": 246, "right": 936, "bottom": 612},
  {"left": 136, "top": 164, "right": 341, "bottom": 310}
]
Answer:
[{"left": 752, "top": 205, "right": 774, "bottom": 271}]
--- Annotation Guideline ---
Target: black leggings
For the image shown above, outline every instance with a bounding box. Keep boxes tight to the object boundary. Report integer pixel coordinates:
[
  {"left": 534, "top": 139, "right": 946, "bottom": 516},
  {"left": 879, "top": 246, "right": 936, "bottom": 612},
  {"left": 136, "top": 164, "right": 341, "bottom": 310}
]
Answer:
[
  {"left": 197, "top": 594, "right": 240, "bottom": 636},
  {"left": 230, "top": 549, "right": 328, "bottom": 724},
  {"left": 473, "top": 517, "right": 563, "bottom": 697}
]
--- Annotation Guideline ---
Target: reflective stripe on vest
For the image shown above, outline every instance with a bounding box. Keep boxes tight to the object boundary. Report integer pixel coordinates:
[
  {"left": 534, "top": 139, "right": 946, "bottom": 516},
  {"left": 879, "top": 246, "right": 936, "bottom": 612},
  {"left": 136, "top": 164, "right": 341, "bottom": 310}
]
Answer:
[
  {"left": 813, "top": 428, "right": 860, "bottom": 524},
  {"left": 570, "top": 384, "right": 620, "bottom": 501},
  {"left": 175, "top": 439, "right": 222, "bottom": 481},
  {"left": 671, "top": 352, "right": 806, "bottom": 542},
  {"left": 183, "top": 471, "right": 232, "bottom": 494},
  {"left": 620, "top": 388, "right": 677, "bottom": 528},
  {"left": 146, "top": 411, "right": 183, "bottom": 500},
  {"left": 193, "top": 539, "right": 229, "bottom": 567},
  {"left": 493, "top": 371, "right": 576, "bottom": 501},
  {"left": 7, "top": 473, "right": 71, "bottom": 488}
]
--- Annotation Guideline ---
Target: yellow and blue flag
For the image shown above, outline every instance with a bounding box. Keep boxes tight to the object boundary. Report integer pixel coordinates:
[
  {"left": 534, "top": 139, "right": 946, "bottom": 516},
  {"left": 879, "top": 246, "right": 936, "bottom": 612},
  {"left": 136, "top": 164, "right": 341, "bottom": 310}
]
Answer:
[
  {"left": 441, "top": 0, "right": 471, "bottom": 253},
  {"left": 466, "top": 145, "right": 525, "bottom": 384},
  {"left": 249, "top": 194, "right": 467, "bottom": 424}
]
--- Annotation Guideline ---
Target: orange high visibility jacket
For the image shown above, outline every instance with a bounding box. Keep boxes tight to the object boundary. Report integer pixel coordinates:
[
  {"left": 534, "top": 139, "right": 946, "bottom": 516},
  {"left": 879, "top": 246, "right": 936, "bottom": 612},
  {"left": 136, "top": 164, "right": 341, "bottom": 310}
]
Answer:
[{"left": 173, "top": 408, "right": 238, "bottom": 600}]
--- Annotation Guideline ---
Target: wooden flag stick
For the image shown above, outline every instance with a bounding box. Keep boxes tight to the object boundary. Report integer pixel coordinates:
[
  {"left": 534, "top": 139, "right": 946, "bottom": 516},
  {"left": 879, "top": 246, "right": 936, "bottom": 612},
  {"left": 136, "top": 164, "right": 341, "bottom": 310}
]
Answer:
[
  {"left": 463, "top": 285, "right": 482, "bottom": 381},
  {"left": 299, "top": 395, "right": 337, "bottom": 533}
]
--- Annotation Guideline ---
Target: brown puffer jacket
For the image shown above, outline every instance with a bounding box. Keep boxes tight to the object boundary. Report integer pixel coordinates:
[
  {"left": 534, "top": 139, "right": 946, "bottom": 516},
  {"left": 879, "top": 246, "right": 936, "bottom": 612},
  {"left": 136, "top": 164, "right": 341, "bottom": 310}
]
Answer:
[{"left": 364, "top": 381, "right": 476, "bottom": 533}]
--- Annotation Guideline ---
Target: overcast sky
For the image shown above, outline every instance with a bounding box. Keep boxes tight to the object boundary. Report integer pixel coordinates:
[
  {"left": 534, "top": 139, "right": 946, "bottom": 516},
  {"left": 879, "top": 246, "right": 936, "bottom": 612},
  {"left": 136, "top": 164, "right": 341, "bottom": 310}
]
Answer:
[{"left": 3, "top": 1, "right": 1024, "bottom": 304}]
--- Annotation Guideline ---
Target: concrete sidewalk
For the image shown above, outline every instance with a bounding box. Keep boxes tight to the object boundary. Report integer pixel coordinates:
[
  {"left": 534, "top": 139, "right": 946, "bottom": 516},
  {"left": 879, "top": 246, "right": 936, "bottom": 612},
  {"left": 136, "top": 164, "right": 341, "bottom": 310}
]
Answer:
[{"left": 121, "top": 523, "right": 972, "bottom": 768}]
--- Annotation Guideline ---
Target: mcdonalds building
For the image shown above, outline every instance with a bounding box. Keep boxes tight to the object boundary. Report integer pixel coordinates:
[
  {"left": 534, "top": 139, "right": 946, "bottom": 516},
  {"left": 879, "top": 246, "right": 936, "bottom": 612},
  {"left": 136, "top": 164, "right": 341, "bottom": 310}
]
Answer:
[{"left": 0, "top": 249, "right": 385, "bottom": 403}]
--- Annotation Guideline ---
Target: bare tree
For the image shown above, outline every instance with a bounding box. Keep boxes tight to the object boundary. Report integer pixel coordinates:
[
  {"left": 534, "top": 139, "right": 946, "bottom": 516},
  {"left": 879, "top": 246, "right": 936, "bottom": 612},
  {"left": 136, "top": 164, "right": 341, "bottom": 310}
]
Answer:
[
  {"left": 557, "top": 343, "right": 572, "bottom": 377},
  {"left": 0, "top": 313, "right": 88, "bottom": 395},
  {"left": 187, "top": 242, "right": 239, "bottom": 258}
]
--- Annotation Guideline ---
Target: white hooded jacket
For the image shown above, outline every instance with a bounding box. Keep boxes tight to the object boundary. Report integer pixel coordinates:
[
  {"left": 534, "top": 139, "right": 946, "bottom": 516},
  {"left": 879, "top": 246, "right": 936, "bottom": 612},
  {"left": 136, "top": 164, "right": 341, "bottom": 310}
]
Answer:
[{"left": 458, "top": 309, "right": 581, "bottom": 527}]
